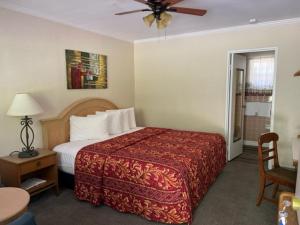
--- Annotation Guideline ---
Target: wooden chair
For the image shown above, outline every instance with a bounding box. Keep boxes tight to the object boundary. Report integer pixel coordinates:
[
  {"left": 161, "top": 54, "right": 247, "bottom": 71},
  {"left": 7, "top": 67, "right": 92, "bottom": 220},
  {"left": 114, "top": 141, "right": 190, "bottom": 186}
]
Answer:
[{"left": 256, "top": 132, "right": 296, "bottom": 206}]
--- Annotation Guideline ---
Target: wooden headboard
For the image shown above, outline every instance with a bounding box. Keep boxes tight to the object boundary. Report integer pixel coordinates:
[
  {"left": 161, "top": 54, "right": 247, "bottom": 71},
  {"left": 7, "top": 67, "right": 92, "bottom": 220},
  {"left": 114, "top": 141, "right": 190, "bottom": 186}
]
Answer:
[{"left": 40, "top": 98, "right": 118, "bottom": 150}]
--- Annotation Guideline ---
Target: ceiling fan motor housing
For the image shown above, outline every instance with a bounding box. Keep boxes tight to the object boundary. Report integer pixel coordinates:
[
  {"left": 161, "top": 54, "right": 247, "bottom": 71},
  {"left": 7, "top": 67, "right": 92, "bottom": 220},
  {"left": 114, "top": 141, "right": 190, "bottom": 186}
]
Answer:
[
  {"left": 147, "top": 0, "right": 168, "bottom": 20},
  {"left": 115, "top": 0, "right": 207, "bottom": 28}
]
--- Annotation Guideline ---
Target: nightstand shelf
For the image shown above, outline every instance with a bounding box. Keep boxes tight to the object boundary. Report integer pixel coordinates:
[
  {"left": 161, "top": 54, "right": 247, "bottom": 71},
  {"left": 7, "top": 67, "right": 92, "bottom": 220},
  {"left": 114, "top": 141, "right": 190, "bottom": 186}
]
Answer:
[
  {"left": 27, "top": 180, "right": 56, "bottom": 196},
  {"left": 0, "top": 149, "right": 58, "bottom": 196}
]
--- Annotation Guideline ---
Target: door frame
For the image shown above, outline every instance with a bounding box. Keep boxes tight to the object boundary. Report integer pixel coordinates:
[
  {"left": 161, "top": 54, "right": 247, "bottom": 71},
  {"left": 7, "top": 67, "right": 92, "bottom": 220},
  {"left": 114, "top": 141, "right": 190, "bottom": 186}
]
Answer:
[
  {"left": 225, "top": 47, "right": 279, "bottom": 161},
  {"left": 227, "top": 55, "right": 247, "bottom": 160}
]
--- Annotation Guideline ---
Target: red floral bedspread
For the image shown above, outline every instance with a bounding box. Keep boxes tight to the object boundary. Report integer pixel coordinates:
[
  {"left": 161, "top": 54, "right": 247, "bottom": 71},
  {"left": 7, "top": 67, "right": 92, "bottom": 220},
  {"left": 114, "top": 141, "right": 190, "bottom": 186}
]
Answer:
[{"left": 75, "top": 127, "right": 226, "bottom": 224}]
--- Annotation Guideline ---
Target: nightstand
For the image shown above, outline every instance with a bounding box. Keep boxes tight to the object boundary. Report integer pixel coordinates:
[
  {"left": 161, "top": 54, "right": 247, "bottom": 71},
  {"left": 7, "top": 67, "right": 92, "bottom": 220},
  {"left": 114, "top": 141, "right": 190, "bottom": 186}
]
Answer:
[{"left": 0, "top": 149, "right": 58, "bottom": 196}]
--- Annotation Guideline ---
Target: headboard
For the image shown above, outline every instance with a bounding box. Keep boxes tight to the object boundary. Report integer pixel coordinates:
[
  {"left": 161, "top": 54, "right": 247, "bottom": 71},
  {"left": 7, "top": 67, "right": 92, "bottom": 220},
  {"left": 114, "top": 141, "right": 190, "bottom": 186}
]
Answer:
[{"left": 40, "top": 98, "right": 118, "bottom": 150}]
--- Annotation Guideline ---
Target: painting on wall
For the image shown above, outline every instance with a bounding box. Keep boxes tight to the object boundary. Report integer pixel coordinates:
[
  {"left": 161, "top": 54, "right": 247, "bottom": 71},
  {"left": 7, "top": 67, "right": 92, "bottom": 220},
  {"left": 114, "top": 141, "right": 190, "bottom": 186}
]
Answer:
[{"left": 65, "top": 49, "right": 107, "bottom": 89}]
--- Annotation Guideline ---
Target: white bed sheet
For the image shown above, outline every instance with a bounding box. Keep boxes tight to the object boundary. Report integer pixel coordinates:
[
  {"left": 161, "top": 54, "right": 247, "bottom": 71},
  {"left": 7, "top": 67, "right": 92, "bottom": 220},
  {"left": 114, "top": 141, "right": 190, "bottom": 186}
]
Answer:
[{"left": 53, "top": 127, "right": 144, "bottom": 175}]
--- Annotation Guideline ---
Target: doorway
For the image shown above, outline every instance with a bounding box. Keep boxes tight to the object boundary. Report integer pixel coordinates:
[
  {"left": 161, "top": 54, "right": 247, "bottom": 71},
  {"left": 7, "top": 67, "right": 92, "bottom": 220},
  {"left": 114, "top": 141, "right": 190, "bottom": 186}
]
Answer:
[{"left": 226, "top": 48, "right": 277, "bottom": 161}]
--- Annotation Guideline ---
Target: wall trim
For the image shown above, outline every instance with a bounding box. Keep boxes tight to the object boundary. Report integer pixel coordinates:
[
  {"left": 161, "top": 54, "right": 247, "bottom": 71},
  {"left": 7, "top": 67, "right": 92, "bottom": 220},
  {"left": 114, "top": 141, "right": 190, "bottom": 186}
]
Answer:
[{"left": 134, "top": 17, "right": 300, "bottom": 44}]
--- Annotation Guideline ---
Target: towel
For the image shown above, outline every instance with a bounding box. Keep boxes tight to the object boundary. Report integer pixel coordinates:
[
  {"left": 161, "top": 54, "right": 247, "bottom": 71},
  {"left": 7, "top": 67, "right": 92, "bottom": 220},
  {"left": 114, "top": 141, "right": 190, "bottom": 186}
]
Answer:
[{"left": 245, "top": 102, "right": 271, "bottom": 117}]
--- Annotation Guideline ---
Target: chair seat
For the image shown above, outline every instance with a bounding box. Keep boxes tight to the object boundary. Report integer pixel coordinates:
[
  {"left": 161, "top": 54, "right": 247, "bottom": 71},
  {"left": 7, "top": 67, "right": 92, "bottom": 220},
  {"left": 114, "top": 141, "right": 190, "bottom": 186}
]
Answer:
[
  {"left": 8, "top": 212, "right": 37, "bottom": 225},
  {"left": 266, "top": 167, "right": 296, "bottom": 186}
]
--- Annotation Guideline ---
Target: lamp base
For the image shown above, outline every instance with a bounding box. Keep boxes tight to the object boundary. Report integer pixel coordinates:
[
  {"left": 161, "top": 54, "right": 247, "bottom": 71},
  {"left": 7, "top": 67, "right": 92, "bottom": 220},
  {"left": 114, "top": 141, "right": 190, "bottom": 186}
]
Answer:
[{"left": 18, "top": 150, "right": 39, "bottom": 158}]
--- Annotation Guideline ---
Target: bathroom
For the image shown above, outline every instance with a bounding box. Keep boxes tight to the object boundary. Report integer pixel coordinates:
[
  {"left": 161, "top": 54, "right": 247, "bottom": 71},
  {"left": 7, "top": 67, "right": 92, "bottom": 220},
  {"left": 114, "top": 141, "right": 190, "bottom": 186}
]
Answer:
[
  {"left": 242, "top": 51, "right": 275, "bottom": 158},
  {"left": 226, "top": 49, "right": 276, "bottom": 161}
]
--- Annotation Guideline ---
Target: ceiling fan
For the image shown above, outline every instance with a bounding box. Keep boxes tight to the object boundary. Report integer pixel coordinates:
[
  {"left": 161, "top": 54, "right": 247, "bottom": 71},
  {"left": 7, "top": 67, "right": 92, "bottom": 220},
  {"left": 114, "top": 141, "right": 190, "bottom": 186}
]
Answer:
[{"left": 115, "top": 0, "right": 207, "bottom": 29}]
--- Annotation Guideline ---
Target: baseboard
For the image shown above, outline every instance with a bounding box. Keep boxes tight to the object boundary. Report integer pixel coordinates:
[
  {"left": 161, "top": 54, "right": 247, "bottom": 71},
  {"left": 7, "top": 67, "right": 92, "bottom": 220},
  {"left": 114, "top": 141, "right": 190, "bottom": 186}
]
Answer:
[
  {"left": 243, "top": 141, "right": 258, "bottom": 146},
  {"left": 244, "top": 140, "right": 269, "bottom": 147}
]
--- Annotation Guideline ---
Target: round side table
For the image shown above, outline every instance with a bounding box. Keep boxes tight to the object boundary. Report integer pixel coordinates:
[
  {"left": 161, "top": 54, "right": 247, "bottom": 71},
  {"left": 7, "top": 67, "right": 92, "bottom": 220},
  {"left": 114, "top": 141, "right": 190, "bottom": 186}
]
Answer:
[{"left": 0, "top": 187, "right": 30, "bottom": 225}]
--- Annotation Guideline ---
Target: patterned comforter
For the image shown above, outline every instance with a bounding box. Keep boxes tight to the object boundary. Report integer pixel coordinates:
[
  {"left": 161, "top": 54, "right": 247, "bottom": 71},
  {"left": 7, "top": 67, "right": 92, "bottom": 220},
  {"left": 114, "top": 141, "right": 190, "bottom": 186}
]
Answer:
[{"left": 74, "top": 127, "right": 226, "bottom": 224}]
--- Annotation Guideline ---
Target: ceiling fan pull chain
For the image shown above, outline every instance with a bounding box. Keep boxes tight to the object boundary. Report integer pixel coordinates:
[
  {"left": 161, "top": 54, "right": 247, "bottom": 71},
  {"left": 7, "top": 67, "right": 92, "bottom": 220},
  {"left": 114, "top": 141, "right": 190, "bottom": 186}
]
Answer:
[{"left": 164, "top": 28, "right": 167, "bottom": 40}]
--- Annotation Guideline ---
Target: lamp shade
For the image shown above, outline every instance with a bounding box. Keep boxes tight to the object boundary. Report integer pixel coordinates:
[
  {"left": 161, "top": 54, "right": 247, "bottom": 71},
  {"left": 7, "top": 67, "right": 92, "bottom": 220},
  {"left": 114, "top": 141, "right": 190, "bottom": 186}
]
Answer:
[
  {"left": 143, "top": 13, "right": 155, "bottom": 27},
  {"left": 156, "top": 12, "right": 172, "bottom": 29},
  {"left": 7, "top": 93, "right": 43, "bottom": 116}
]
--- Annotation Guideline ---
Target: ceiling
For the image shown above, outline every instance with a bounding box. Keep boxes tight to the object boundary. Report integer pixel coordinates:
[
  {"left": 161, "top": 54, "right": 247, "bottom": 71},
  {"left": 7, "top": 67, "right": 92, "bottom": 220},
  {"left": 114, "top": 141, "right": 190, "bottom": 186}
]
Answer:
[{"left": 1, "top": 0, "right": 300, "bottom": 42}]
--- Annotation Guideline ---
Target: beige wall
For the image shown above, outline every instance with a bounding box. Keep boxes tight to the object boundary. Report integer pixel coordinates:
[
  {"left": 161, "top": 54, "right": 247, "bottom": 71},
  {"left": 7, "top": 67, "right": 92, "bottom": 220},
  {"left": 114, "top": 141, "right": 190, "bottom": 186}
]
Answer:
[
  {"left": 135, "top": 22, "right": 300, "bottom": 167},
  {"left": 0, "top": 8, "right": 134, "bottom": 156},
  {"left": 1, "top": 7, "right": 299, "bottom": 167}
]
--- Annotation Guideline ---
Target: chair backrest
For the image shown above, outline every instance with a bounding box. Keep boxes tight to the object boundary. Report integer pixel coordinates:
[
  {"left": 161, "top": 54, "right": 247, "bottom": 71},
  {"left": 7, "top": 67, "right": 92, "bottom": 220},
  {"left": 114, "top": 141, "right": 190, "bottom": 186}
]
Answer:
[{"left": 257, "top": 132, "right": 280, "bottom": 175}]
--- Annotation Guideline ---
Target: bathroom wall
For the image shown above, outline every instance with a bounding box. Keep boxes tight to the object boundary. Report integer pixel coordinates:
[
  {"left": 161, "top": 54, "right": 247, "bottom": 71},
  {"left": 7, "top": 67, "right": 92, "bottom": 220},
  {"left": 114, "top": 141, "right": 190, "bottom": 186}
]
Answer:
[{"left": 243, "top": 52, "right": 274, "bottom": 145}]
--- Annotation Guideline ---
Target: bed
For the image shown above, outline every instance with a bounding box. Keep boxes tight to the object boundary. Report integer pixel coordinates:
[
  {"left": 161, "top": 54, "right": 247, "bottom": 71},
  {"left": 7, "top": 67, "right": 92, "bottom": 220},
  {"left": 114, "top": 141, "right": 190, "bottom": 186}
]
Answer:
[{"left": 41, "top": 98, "right": 226, "bottom": 225}]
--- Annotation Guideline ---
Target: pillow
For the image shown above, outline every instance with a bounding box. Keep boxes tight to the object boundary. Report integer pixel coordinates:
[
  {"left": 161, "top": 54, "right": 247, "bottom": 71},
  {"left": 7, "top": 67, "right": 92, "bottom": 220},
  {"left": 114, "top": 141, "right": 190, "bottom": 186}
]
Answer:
[
  {"left": 120, "top": 109, "right": 130, "bottom": 132},
  {"left": 70, "top": 114, "right": 109, "bottom": 142},
  {"left": 96, "top": 111, "right": 123, "bottom": 135},
  {"left": 106, "top": 109, "right": 132, "bottom": 132},
  {"left": 127, "top": 107, "right": 136, "bottom": 129}
]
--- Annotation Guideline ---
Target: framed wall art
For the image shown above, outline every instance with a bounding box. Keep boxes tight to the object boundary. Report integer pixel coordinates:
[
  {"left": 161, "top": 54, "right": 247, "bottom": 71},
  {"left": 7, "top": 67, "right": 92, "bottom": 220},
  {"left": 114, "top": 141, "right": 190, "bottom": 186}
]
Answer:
[{"left": 65, "top": 49, "right": 107, "bottom": 89}]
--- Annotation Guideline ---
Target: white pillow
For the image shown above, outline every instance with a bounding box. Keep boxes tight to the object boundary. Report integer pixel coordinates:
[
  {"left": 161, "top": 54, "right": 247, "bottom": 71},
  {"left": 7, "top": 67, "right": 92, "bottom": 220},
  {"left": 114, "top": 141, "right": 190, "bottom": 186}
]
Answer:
[
  {"left": 96, "top": 111, "right": 123, "bottom": 135},
  {"left": 120, "top": 109, "right": 130, "bottom": 132},
  {"left": 106, "top": 109, "right": 132, "bottom": 132},
  {"left": 127, "top": 107, "right": 136, "bottom": 129},
  {"left": 70, "top": 114, "right": 109, "bottom": 142}
]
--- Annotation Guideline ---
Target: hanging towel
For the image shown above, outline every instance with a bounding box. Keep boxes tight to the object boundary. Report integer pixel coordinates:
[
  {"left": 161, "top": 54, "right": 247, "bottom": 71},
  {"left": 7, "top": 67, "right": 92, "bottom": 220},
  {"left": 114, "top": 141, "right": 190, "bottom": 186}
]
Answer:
[
  {"left": 245, "top": 102, "right": 257, "bottom": 116},
  {"left": 245, "top": 102, "right": 271, "bottom": 117},
  {"left": 257, "top": 102, "right": 272, "bottom": 117}
]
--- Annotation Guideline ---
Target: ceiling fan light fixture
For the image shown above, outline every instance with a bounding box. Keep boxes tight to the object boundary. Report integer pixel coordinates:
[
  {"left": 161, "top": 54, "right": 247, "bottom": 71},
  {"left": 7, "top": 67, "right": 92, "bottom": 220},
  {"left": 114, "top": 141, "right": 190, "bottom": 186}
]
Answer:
[
  {"left": 156, "top": 18, "right": 167, "bottom": 29},
  {"left": 160, "top": 12, "right": 172, "bottom": 25},
  {"left": 116, "top": 0, "right": 207, "bottom": 30},
  {"left": 156, "top": 19, "right": 163, "bottom": 30},
  {"left": 156, "top": 12, "right": 172, "bottom": 29},
  {"left": 143, "top": 13, "right": 155, "bottom": 27}
]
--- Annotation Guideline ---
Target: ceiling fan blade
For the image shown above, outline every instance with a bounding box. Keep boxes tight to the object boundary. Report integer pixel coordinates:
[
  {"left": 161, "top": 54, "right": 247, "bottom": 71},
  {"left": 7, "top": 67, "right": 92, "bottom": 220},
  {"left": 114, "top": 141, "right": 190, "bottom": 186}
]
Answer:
[
  {"left": 115, "top": 9, "right": 151, "bottom": 15},
  {"left": 161, "top": 0, "right": 184, "bottom": 6},
  {"left": 167, "top": 7, "right": 207, "bottom": 16},
  {"left": 133, "top": 0, "right": 149, "bottom": 4}
]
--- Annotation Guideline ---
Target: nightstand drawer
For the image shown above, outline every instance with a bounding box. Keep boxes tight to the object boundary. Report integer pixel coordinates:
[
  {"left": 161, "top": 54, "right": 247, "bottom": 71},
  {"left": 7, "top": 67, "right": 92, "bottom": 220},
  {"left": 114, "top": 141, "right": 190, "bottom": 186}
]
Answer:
[{"left": 20, "top": 155, "right": 56, "bottom": 175}]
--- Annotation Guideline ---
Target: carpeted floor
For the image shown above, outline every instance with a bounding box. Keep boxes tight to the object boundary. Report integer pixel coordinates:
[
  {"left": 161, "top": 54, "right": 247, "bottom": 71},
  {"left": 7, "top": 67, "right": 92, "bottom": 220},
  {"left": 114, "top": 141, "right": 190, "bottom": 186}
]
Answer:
[
  {"left": 235, "top": 145, "right": 258, "bottom": 164},
  {"left": 29, "top": 151, "right": 278, "bottom": 225}
]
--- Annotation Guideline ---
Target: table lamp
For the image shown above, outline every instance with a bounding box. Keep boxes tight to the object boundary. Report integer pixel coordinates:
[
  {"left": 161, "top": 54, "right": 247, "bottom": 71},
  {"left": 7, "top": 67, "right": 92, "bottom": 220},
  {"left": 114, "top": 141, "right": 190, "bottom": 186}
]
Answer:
[{"left": 7, "top": 93, "right": 43, "bottom": 158}]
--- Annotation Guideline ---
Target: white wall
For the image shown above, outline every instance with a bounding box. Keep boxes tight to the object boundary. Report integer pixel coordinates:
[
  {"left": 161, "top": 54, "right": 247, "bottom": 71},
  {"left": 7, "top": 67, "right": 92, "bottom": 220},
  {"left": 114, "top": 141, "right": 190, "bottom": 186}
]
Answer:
[
  {"left": 135, "top": 21, "right": 300, "bottom": 167},
  {"left": 0, "top": 8, "right": 134, "bottom": 156}
]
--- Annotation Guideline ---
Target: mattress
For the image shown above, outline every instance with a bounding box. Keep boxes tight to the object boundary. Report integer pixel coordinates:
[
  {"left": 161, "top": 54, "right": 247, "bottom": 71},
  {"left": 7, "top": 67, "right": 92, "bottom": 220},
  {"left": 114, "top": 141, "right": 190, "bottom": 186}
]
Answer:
[{"left": 53, "top": 127, "right": 143, "bottom": 174}]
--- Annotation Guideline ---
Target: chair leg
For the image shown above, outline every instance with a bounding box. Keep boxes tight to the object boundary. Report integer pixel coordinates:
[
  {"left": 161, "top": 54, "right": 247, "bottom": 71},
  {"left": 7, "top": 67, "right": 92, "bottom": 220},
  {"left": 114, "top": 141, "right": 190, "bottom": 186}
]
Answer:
[
  {"left": 272, "top": 184, "right": 279, "bottom": 198},
  {"left": 256, "top": 177, "right": 266, "bottom": 206}
]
